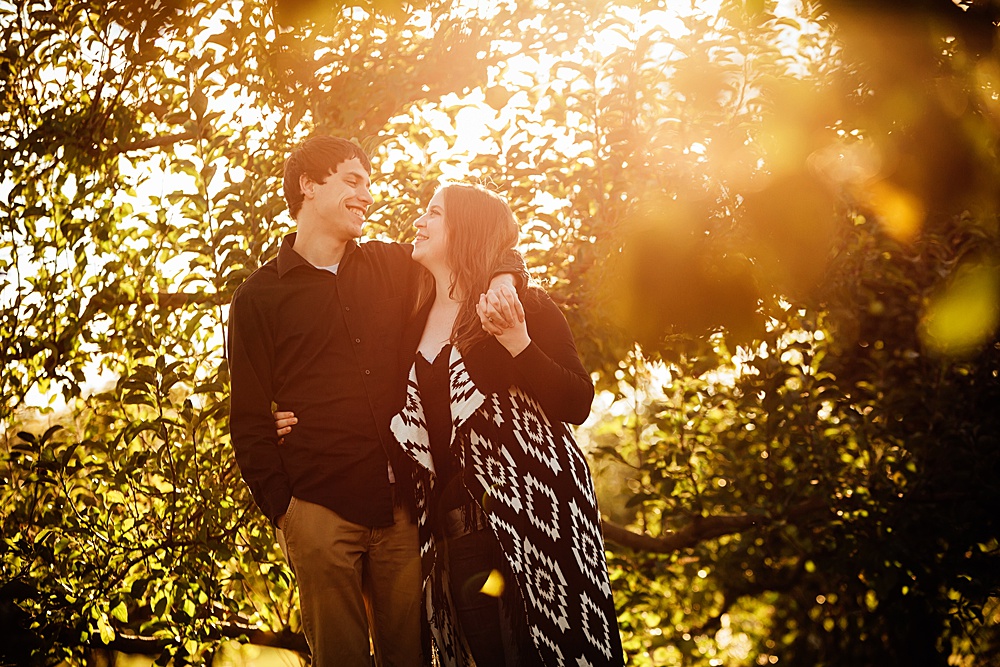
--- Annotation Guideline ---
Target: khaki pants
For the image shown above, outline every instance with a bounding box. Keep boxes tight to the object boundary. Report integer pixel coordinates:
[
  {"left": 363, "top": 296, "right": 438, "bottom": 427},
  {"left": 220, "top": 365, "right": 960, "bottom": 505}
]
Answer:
[{"left": 277, "top": 497, "right": 424, "bottom": 667}]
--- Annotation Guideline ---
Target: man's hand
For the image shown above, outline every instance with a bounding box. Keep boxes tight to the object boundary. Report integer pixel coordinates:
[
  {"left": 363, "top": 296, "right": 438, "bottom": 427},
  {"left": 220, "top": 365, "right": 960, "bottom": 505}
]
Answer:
[
  {"left": 479, "top": 280, "right": 524, "bottom": 334},
  {"left": 277, "top": 513, "right": 286, "bottom": 531},
  {"left": 477, "top": 288, "right": 531, "bottom": 356}
]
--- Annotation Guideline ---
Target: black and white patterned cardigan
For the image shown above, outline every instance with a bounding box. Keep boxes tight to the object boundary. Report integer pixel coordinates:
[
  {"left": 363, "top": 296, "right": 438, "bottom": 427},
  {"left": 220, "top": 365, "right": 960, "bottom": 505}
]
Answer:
[{"left": 390, "top": 343, "right": 624, "bottom": 667}]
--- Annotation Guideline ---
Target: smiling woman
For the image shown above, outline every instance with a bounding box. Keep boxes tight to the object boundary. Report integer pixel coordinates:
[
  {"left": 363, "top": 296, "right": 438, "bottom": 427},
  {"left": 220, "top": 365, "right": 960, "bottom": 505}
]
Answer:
[{"left": 388, "top": 180, "right": 622, "bottom": 665}]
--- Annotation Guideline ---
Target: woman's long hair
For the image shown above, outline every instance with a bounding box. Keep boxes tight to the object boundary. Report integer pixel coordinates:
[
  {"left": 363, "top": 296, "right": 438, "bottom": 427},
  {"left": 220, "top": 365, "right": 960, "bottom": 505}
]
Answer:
[{"left": 438, "top": 183, "right": 521, "bottom": 354}]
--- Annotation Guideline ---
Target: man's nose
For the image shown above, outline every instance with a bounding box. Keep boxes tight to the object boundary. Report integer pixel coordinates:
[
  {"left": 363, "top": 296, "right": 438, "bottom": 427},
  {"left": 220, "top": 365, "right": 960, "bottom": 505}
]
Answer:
[{"left": 359, "top": 188, "right": 374, "bottom": 205}]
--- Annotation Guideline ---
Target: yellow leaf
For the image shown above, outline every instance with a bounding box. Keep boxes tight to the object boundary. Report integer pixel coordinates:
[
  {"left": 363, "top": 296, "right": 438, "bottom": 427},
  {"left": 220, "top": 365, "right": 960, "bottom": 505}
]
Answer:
[
  {"left": 105, "top": 489, "right": 126, "bottom": 505},
  {"left": 98, "top": 615, "right": 115, "bottom": 644},
  {"left": 111, "top": 602, "right": 128, "bottom": 623}
]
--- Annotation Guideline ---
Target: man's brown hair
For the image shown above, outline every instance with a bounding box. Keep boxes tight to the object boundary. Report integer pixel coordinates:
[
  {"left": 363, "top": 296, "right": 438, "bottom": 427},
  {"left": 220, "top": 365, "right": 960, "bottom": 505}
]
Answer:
[{"left": 283, "top": 136, "right": 371, "bottom": 219}]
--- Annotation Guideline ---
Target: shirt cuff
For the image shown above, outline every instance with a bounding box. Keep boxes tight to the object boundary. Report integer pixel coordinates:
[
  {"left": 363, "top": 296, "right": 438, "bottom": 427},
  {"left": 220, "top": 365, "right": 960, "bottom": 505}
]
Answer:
[{"left": 266, "top": 488, "right": 293, "bottom": 529}]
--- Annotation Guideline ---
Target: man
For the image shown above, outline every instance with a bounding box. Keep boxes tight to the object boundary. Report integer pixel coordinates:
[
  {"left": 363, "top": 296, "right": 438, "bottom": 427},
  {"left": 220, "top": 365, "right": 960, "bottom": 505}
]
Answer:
[{"left": 227, "top": 135, "right": 522, "bottom": 666}]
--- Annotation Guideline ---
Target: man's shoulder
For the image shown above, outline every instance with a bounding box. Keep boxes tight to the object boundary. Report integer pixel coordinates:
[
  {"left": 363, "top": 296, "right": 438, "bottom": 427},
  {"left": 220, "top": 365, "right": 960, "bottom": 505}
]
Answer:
[{"left": 231, "top": 259, "right": 280, "bottom": 302}]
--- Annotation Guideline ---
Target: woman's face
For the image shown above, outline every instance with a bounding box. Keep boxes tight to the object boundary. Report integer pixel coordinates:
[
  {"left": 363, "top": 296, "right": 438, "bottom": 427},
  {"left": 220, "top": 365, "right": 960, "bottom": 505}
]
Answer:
[{"left": 412, "top": 189, "right": 450, "bottom": 270}]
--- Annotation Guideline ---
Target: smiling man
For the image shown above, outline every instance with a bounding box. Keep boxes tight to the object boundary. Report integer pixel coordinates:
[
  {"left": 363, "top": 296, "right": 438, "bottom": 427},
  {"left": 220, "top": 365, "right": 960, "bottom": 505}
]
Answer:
[
  {"left": 227, "top": 136, "right": 523, "bottom": 666},
  {"left": 228, "top": 136, "right": 425, "bottom": 666}
]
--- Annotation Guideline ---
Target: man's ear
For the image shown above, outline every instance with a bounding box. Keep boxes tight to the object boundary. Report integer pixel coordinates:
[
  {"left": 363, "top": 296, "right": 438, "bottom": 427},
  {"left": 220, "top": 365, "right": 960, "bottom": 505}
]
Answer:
[{"left": 299, "top": 174, "right": 314, "bottom": 199}]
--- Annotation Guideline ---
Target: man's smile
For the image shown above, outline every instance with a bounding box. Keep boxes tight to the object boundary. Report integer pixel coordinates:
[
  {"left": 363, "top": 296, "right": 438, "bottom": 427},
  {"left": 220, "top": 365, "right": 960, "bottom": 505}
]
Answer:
[{"left": 347, "top": 204, "right": 367, "bottom": 221}]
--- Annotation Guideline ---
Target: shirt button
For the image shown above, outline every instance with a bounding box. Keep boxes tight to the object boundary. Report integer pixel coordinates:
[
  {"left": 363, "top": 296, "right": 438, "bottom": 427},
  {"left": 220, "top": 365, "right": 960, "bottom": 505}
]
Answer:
[
  {"left": 344, "top": 306, "right": 350, "bottom": 311},
  {"left": 355, "top": 338, "right": 361, "bottom": 343},
  {"left": 365, "top": 370, "right": 371, "bottom": 375}
]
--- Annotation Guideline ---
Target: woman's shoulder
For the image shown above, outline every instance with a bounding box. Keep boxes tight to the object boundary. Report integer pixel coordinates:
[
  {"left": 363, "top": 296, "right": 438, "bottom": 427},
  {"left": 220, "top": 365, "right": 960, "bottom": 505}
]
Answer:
[
  {"left": 521, "top": 283, "right": 550, "bottom": 305},
  {"left": 521, "top": 284, "right": 560, "bottom": 317}
]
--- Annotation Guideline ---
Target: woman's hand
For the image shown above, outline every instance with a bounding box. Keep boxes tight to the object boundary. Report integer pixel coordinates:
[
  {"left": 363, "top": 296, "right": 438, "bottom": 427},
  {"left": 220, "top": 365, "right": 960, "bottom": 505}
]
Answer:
[
  {"left": 274, "top": 410, "right": 297, "bottom": 444},
  {"left": 477, "top": 286, "right": 530, "bottom": 356},
  {"left": 480, "top": 277, "right": 524, "bottom": 330}
]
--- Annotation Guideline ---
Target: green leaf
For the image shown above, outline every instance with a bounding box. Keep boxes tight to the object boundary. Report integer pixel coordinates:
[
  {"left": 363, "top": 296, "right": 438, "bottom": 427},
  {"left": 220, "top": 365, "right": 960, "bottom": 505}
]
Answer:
[
  {"left": 123, "top": 393, "right": 154, "bottom": 406},
  {"left": 111, "top": 601, "right": 129, "bottom": 623}
]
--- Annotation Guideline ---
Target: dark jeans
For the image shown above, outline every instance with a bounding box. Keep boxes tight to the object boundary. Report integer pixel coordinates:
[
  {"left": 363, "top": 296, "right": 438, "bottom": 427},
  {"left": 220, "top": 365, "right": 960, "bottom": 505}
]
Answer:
[
  {"left": 448, "top": 529, "right": 507, "bottom": 666},
  {"left": 443, "top": 508, "right": 541, "bottom": 667}
]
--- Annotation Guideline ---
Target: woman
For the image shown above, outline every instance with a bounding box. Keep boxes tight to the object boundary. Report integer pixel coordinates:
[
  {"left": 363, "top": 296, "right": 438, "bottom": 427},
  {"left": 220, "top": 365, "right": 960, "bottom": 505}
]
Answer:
[{"left": 278, "top": 183, "right": 622, "bottom": 666}]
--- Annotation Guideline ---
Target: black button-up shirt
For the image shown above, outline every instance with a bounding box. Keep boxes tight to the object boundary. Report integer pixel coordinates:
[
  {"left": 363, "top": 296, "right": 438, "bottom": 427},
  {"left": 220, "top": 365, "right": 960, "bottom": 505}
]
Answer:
[{"left": 228, "top": 234, "right": 423, "bottom": 528}]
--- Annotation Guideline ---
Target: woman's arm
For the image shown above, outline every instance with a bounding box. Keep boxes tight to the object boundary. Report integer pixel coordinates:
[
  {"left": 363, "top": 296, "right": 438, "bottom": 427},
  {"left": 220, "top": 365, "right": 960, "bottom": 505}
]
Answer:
[
  {"left": 274, "top": 411, "right": 297, "bottom": 439},
  {"left": 474, "top": 288, "right": 593, "bottom": 424},
  {"left": 512, "top": 292, "right": 594, "bottom": 424}
]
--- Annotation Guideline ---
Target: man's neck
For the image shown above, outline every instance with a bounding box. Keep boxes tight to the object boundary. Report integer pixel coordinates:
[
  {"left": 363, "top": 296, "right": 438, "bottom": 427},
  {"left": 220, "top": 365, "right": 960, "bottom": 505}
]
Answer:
[{"left": 292, "top": 227, "right": 351, "bottom": 268}]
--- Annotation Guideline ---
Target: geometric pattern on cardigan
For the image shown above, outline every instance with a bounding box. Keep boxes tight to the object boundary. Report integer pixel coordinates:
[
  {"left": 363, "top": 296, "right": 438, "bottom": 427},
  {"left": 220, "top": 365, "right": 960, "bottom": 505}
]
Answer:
[{"left": 390, "top": 347, "right": 624, "bottom": 667}]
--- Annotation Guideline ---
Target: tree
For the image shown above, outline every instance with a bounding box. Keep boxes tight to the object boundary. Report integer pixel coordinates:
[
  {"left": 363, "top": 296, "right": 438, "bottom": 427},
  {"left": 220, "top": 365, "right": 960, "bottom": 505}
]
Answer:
[{"left": 545, "top": 1, "right": 1000, "bottom": 664}]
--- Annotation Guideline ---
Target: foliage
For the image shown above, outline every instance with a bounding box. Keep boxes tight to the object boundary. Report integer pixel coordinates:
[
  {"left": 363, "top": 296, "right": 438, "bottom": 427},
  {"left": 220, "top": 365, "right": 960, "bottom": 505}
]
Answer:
[
  {"left": 2, "top": 0, "right": 999, "bottom": 665},
  {"left": 571, "top": 2, "right": 1000, "bottom": 665}
]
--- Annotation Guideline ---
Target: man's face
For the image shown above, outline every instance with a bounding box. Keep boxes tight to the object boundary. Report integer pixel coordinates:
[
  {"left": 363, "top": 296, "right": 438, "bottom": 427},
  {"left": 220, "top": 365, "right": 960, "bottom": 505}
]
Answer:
[{"left": 300, "top": 157, "right": 373, "bottom": 239}]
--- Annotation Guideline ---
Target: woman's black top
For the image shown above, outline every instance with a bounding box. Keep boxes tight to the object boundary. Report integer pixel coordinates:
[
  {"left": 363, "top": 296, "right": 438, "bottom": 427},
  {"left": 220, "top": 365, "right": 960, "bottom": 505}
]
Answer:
[{"left": 414, "top": 344, "right": 469, "bottom": 513}]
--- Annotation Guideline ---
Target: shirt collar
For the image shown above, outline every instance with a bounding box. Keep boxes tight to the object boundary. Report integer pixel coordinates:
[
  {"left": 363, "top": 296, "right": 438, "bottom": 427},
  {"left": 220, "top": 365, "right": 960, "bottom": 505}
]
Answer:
[{"left": 276, "top": 232, "right": 358, "bottom": 278}]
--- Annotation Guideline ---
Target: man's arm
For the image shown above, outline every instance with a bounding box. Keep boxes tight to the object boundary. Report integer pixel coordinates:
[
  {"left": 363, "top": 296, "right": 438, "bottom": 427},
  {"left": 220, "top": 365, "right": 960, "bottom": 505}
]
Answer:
[
  {"left": 483, "top": 248, "right": 529, "bottom": 329},
  {"left": 396, "top": 240, "right": 527, "bottom": 328},
  {"left": 492, "top": 248, "right": 529, "bottom": 294},
  {"left": 228, "top": 289, "right": 292, "bottom": 528}
]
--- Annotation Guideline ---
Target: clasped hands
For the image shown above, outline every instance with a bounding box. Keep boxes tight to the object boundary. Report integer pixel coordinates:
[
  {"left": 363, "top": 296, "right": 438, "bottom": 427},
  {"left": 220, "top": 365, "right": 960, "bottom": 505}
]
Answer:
[{"left": 477, "top": 282, "right": 529, "bottom": 356}]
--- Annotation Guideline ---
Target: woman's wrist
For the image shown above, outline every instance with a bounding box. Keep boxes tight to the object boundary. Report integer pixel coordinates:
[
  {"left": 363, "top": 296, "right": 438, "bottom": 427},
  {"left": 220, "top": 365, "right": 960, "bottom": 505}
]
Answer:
[{"left": 501, "top": 334, "right": 531, "bottom": 357}]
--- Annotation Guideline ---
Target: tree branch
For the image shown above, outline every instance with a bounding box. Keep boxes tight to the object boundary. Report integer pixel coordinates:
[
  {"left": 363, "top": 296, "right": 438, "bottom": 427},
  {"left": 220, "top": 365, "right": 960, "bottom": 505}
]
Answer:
[
  {"left": 4, "top": 290, "right": 225, "bottom": 366},
  {"left": 113, "top": 130, "right": 197, "bottom": 154},
  {"left": 602, "top": 497, "right": 828, "bottom": 554},
  {"left": 95, "top": 623, "right": 309, "bottom": 656}
]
